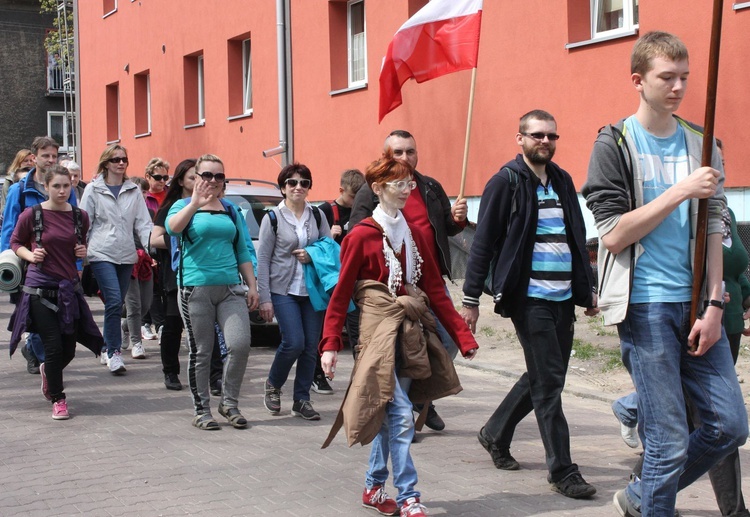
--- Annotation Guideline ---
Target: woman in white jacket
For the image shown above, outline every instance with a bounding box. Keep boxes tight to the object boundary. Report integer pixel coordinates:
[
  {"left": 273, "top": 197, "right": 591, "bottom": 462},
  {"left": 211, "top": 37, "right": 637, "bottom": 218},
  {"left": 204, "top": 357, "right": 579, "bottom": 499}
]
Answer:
[{"left": 80, "top": 144, "right": 153, "bottom": 375}]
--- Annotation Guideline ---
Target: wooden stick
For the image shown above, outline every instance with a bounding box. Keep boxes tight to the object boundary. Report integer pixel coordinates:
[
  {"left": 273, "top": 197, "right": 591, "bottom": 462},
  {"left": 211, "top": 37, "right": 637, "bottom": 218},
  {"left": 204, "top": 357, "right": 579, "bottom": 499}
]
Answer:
[
  {"left": 690, "top": 0, "right": 725, "bottom": 347},
  {"left": 459, "top": 67, "right": 478, "bottom": 200}
]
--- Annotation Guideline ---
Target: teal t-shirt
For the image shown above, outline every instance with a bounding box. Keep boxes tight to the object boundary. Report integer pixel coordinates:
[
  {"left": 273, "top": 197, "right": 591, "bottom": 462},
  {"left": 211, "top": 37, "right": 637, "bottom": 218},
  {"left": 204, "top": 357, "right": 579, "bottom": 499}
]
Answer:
[
  {"left": 166, "top": 199, "right": 253, "bottom": 287},
  {"left": 626, "top": 116, "right": 692, "bottom": 303}
]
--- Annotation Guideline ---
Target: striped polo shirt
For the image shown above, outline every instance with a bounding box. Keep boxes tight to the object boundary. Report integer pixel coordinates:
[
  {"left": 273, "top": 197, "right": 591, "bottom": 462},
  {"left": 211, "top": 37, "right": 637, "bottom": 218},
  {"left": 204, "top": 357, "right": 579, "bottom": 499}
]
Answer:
[{"left": 527, "top": 182, "right": 572, "bottom": 301}]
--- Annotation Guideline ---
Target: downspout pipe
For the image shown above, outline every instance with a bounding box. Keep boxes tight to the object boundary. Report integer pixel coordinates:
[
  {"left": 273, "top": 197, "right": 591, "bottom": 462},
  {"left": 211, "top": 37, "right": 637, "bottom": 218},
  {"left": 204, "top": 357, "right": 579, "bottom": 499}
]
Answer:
[{"left": 263, "top": 0, "right": 289, "bottom": 164}]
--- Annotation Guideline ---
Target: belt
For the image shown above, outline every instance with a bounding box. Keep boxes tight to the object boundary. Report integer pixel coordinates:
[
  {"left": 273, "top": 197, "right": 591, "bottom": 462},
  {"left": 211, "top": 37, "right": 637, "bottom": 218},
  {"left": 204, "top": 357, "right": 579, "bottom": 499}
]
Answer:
[{"left": 22, "top": 285, "right": 58, "bottom": 299}]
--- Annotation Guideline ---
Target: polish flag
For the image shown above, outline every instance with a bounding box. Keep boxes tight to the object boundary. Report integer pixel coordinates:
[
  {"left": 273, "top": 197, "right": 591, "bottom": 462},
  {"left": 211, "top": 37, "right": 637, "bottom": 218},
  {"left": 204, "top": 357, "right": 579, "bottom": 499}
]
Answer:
[{"left": 379, "top": 0, "right": 483, "bottom": 122}]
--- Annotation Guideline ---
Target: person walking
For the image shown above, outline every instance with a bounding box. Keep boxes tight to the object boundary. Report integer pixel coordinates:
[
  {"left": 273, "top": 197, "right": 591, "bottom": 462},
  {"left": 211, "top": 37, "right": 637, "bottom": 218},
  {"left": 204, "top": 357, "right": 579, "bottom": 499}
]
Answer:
[
  {"left": 8, "top": 165, "right": 103, "bottom": 419},
  {"left": 582, "top": 31, "right": 747, "bottom": 516},
  {"left": 80, "top": 144, "right": 153, "bottom": 375},
  {"left": 461, "top": 109, "right": 599, "bottom": 499}
]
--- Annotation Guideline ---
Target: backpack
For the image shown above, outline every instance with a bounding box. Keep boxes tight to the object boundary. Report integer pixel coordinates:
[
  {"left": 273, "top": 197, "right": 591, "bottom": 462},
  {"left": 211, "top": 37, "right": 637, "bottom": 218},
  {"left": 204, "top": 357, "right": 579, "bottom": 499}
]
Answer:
[
  {"left": 170, "top": 198, "right": 239, "bottom": 275},
  {"left": 483, "top": 167, "right": 520, "bottom": 296},
  {"left": 28, "top": 203, "right": 83, "bottom": 275},
  {"left": 267, "top": 205, "right": 322, "bottom": 234}
]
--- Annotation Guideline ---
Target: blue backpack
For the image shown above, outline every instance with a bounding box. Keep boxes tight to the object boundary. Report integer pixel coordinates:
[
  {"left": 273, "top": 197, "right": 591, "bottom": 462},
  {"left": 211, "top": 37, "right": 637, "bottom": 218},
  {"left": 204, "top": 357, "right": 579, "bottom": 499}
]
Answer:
[{"left": 170, "top": 198, "right": 239, "bottom": 274}]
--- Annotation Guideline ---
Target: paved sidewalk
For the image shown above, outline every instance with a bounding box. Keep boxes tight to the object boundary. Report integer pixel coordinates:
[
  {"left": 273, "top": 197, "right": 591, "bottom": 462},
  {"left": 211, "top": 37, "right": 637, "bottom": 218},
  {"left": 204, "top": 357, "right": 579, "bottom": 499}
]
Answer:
[{"left": 1, "top": 298, "right": 746, "bottom": 516}]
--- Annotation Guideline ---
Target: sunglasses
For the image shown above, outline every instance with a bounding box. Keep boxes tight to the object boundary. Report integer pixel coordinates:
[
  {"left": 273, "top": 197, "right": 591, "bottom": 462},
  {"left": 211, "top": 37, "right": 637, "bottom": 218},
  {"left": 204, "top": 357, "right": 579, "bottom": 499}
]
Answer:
[
  {"left": 521, "top": 132, "right": 560, "bottom": 142},
  {"left": 285, "top": 178, "right": 311, "bottom": 189},
  {"left": 107, "top": 157, "right": 129, "bottom": 164},
  {"left": 149, "top": 174, "right": 169, "bottom": 181},
  {"left": 199, "top": 171, "right": 226, "bottom": 182}
]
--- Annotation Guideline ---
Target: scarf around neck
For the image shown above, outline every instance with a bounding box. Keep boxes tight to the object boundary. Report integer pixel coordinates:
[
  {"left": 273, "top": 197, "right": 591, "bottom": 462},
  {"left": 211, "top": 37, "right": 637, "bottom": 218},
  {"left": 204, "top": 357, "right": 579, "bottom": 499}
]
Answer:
[{"left": 372, "top": 205, "right": 423, "bottom": 297}]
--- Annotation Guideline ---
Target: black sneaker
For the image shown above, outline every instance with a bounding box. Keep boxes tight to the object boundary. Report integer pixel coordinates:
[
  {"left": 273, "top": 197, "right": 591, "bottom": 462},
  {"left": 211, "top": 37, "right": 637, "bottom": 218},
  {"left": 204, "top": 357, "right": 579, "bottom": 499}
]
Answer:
[
  {"left": 210, "top": 379, "right": 222, "bottom": 396},
  {"left": 264, "top": 380, "right": 282, "bottom": 415},
  {"left": 477, "top": 427, "right": 520, "bottom": 470},
  {"left": 164, "top": 373, "right": 183, "bottom": 391},
  {"left": 311, "top": 374, "right": 334, "bottom": 395},
  {"left": 20, "top": 345, "right": 40, "bottom": 375},
  {"left": 425, "top": 404, "right": 445, "bottom": 431},
  {"left": 291, "top": 399, "right": 320, "bottom": 421},
  {"left": 551, "top": 472, "right": 596, "bottom": 499}
]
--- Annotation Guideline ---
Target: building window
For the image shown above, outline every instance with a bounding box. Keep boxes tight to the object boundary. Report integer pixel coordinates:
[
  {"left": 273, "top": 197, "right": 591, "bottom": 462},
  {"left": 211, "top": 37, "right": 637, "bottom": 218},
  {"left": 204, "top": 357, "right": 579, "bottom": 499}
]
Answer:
[
  {"left": 106, "top": 82, "right": 120, "bottom": 142},
  {"left": 227, "top": 35, "right": 253, "bottom": 118},
  {"left": 592, "top": 0, "right": 638, "bottom": 38},
  {"left": 134, "top": 71, "right": 151, "bottom": 136},
  {"left": 734, "top": 2, "right": 750, "bottom": 9},
  {"left": 48, "top": 112, "right": 73, "bottom": 153},
  {"left": 348, "top": 0, "right": 367, "bottom": 87},
  {"left": 183, "top": 52, "right": 205, "bottom": 127},
  {"left": 242, "top": 40, "right": 253, "bottom": 114},
  {"left": 47, "top": 50, "right": 63, "bottom": 93},
  {"left": 103, "top": 0, "right": 117, "bottom": 17},
  {"left": 408, "top": 0, "right": 429, "bottom": 17}
]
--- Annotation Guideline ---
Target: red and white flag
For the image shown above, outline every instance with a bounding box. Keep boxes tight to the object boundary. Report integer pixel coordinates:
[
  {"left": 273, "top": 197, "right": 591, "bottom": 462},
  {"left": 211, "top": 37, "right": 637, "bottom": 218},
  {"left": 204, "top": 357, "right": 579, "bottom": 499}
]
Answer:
[{"left": 378, "top": 0, "right": 483, "bottom": 122}]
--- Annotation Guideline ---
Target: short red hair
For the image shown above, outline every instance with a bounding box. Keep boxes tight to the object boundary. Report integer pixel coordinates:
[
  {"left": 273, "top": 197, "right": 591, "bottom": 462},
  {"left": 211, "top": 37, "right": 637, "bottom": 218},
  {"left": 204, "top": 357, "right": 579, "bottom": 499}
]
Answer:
[{"left": 365, "top": 148, "right": 413, "bottom": 187}]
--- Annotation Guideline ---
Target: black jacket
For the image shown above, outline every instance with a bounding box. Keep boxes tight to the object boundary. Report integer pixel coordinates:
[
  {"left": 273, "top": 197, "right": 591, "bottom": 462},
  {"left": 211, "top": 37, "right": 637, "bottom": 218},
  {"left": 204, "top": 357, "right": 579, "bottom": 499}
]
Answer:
[
  {"left": 349, "top": 169, "right": 463, "bottom": 278},
  {"left": 462, "top": 154, "right": 594, "bottom": 317}
]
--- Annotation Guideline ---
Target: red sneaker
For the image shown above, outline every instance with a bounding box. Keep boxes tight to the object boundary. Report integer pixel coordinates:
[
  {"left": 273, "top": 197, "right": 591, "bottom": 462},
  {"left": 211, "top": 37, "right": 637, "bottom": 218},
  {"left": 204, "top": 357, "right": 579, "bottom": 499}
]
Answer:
[
  {"left": 400, "top": 497, "right": 428, "bottom": 517},
  {"left": 362, "top": 486, "right": 399, "bottom": 516},
  {"left": 52, "top": 399, "right": 69, "bottom": 420}
]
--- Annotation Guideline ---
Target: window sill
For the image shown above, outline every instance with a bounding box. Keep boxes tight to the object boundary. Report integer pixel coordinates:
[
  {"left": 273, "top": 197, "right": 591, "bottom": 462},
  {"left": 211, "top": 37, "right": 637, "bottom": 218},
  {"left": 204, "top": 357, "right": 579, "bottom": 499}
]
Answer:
[
  {"left": 565, "top": 28, "right": 638, "bottom": 50},
  {"left": 227, "top": 112, "right": 253, "bottom": 122},
  {"left": 184, "top": 121, "right": 206, "bottom": 130},
  {"left": 734, "top": 2, "right": 750, "bottom": 9},
  {"left": 106, "top": 139, "right": 121, "bottom": 145},
  {"left": 134, "top": 131, "right": 151, "bottom": 139},
  {"left": 329, "top": 83, "right": 368, "bottom": 96},
  {"left": 103, "top": 8, "right": 118, "bottom": 19}
]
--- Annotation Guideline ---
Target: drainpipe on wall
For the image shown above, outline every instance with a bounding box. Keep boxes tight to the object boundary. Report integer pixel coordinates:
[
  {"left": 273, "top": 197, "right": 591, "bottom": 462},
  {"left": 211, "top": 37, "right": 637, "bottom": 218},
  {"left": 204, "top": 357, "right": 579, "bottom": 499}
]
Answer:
[
  {"left": 263, "top": 0, "right": 292, "bottom": 166},
  {"left": 73, "top": 0, "right": 82, "bottom": 167}
]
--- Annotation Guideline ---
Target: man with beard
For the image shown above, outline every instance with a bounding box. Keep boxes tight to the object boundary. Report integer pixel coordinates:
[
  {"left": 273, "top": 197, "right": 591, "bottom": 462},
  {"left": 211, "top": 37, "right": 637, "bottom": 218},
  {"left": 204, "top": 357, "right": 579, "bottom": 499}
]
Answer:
[{"left": 460, "top": 110, "right": 599, "bottom": 499}]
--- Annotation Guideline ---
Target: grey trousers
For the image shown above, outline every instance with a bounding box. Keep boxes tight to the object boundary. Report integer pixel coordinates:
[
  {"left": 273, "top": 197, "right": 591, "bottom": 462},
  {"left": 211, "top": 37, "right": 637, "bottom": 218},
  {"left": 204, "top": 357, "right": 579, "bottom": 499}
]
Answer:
[
  {"left": 124, "top": 276, "right": 153, "bottom": 347},
  {"left": 178, "top": 284, "right": 251, "bottom": 416}
]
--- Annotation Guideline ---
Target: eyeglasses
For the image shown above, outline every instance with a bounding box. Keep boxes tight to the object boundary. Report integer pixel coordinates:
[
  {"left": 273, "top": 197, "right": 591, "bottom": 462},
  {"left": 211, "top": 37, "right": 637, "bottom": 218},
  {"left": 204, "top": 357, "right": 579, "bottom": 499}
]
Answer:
[
  {"left": 107, "top": 157, "right": 129, "bottom": 164},
  {"left": 149, "top": 174, "right": 169, "bottom": 181},
  {"left": 521, "top": 132, "right": 560, "bottom": 142},
  {"left": 385, "top": 180, "right": 417, "bottom": 192},
  {"left": 199, "top": 171, "right": 226, "bottom": 182},
  {"left": 285, "top": 178, "right": 311, "bottom": 189}
]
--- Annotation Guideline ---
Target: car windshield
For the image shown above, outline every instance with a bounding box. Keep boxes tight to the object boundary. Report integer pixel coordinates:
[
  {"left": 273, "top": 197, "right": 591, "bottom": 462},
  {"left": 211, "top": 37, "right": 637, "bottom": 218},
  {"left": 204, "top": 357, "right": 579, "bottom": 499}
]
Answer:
[{"left": 225, "top": 194, "right": 279, "bottom": 239}]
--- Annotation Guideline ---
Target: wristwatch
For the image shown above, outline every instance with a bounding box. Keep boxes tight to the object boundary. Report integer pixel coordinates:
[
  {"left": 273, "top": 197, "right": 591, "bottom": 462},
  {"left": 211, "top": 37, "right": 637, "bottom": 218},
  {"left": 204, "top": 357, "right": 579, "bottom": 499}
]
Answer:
[{"left": 705, "top": 299, "right": 725, "bottom": 310}]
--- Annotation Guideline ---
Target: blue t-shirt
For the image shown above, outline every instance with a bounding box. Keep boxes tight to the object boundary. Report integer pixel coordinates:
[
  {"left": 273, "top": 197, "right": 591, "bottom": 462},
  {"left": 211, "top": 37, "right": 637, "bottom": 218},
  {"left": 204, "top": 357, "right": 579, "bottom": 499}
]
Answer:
[
  {"left": 527, "top": 182, "right": 572, "bottom": 301},
  {"left": 625, "top": 116, "right": 692, "bottom": 303}
]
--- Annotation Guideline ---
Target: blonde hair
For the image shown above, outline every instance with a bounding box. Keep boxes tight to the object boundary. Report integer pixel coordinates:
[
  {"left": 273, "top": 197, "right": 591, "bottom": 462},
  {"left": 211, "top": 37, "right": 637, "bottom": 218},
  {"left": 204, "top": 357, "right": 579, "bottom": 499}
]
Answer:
[
  {"left": 631, "top": 31, "right": 689, "bottom": 75},
  {"left": 145, "top": 157, "right": 170, "bottom": 176},
  {"left": 6, "top": 149, "right": 32, "bottom": 177},
  {"left": 195, "top": 154, "right": 224, "bottom": 173}
]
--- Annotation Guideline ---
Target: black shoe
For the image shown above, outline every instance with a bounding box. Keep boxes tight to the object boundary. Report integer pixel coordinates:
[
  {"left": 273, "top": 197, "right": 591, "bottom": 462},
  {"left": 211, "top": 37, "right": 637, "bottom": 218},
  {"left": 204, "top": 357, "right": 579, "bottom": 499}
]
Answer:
[
  {"left": 264, "top": 380, "right": 282, "bottom": 415},
  {"left": 218, "top": 404, "right": 248, "bottom": 429},
  {"left": 210, "top": 379, "right": 222, "bottom": 396},
  {"left": 164, "top": 373, "right": 183, "bottom": 391},
  {"left": 551, "top": 472, "right": 596, "bottom": 499},
  {"left": 292, "top": 399, "right": 320, "bottom": 420},
  {"left": 311, "top": 374, "right": 333, "bottom": 395},
  {"left": 477, "top": 427, "right": 520, "bottom": 470},
  {"left": 20, "top": 345, "right": 40, "bottom": 375},
  {"left": 425, "top": 404, "right": 445, "bottom": 431}
]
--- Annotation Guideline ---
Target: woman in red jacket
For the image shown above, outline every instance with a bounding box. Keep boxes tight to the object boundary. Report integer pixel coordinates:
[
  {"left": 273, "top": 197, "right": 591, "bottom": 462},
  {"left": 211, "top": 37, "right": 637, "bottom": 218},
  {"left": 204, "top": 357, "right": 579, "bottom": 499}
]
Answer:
[{"left": 320, "top": 152, "right": 478, "bottom": 517}]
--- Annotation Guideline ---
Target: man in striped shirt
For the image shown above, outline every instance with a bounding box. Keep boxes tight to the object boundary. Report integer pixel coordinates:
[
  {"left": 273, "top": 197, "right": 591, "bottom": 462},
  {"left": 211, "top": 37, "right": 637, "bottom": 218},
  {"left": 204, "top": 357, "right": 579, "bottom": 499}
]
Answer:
[{"left": 461, "top": 110, "right": 599, "bottom": 500}]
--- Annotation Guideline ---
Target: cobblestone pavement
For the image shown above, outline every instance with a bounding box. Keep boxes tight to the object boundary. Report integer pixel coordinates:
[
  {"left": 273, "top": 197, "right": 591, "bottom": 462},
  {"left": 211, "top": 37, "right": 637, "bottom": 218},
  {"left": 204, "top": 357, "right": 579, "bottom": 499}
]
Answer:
[{"left": 1, "top": 298, "right": 746, "bottom": 516}]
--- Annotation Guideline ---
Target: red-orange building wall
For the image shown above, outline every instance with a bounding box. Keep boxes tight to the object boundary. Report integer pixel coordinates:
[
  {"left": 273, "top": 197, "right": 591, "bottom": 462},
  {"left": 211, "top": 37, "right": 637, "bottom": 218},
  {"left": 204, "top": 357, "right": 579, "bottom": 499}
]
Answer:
[{"left": 77, "top": 1, "right": 750, "bottom": 199}]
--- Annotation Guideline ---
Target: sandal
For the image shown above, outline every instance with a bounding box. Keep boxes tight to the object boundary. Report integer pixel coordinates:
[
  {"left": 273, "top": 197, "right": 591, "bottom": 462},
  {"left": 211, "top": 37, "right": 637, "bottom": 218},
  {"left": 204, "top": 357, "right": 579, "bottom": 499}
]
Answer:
[
  {"left": 218, "top": 404, "right": 248, "bottom": 429},
  {"left": 192, "top": 413, "right": 220, "bottom": 431}
]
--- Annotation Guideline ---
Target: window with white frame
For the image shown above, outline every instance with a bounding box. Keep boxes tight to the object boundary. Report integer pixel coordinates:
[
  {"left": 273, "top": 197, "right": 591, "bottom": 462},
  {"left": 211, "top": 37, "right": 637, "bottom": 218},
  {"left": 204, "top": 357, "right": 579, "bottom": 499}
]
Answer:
[
  {"left": 734, "top": 2, "right": 750, "bottom": 9},
  {"left": 134, "top": 71, "right": 151, "bottom": 136},
  {"left": 592, "top": 0, "right": 638, "bottom": 38},
  {"left": 48, "top": 112, "right": 73, "bottom": 152},
  {"left": 197, "top": 55, "right": 205, "bottom": 123},
  {"left": 242, "top": 39, "right": 253, "bottom": 114},
  {"left": 347, "top": 0, "right": 367, "bottom": 87}
]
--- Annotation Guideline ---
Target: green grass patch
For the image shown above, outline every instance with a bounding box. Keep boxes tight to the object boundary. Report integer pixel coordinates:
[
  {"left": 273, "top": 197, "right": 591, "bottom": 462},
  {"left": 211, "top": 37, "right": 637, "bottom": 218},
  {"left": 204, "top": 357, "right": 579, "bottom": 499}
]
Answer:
[
  {"left": 479, "top": 326, "right": 496, "bottom": 338},
  {"left": 572, "top": 339, "right": 623, "bottom": 371}
]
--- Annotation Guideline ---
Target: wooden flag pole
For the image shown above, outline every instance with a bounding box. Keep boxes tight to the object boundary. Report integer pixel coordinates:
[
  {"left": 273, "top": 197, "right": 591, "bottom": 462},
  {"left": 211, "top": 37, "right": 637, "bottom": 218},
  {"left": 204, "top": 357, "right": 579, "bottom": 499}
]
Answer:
[
  {"left": 459, "top": 67, "right": 478, "bottom": 200},
  {"left": 690, "top": 0, "right": 725, "bottom": 347}
]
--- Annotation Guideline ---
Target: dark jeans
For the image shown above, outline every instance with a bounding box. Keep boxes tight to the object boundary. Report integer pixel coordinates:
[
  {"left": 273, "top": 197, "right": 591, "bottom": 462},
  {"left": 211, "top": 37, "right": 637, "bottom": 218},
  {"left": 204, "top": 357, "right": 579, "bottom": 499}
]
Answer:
[
  {"left": 160, "top": 293, "right": 183, "bottom": 375},
  {"left": 29, "top": 296, "right": 76, "bottom": 402},
  {"left": 483, "top": 298, "right": 577, "bottom": 483}
]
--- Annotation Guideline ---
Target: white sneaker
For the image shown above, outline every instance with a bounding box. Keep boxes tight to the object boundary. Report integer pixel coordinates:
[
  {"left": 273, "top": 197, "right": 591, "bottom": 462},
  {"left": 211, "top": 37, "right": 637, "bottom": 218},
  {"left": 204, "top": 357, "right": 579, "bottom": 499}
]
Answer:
[
  {"left": 100, "top": 350, "right": 108, "bottom": 365},
  {"left": 109, "top": 351, "right": 127, "bottom": 375},
  {"left": 620, "top": 422, "right": 640, "bottom": 449},
  {"left": 131, "top": 342, "right": 146, "bottom": 359},
  {"left": 121, "top": 318, "right": 130, "bottom": 350},
  {"left": 141, "top": 324, "right": 157, "bottom": 341}
]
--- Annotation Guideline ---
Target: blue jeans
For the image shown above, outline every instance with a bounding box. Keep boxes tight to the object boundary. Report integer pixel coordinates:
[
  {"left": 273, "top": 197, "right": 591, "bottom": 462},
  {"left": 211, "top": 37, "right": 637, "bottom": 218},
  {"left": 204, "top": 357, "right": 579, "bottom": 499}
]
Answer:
[
  {"left": 267, "top": 294, "right": 323, "bottom": 401},
  {"left": 612, "top": 392, "right": 639, "bottom": 429},
  {"left": 483, "top": 298, "right": 578, "bottom": 483},
  {"left": 366, "top": 373, "right": 419, "bottom": 504},
  {"left": 90, "top": 261, "right": 133, "bottom": 357},
  {"left": 26, "top": 333, "right": 45, "bottom": 362},
  {"left": 619, "top": 302, "right": 748, "bottom": 516}
]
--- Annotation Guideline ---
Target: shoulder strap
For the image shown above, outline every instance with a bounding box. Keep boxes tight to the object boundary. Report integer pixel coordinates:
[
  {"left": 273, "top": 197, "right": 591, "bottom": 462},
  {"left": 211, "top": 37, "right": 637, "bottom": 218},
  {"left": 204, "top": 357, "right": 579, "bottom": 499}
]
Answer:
[
  {"left": 268, "top": 209, "right": 278, "bottom": 234},
  {"left": 72, "top": 206, "right": 83, "bottom": 245},
  {"left": 32, "top": 204, "right": 44, "bottom": 248},
  {"left": 502, "top": 167, "right": 520, "bottom": 218},
  {"left": 330, "top": 202, "right": 340, "bottom": 226},
  {"left": 312, "top": 205, "right": 322, "bottom": 230}
]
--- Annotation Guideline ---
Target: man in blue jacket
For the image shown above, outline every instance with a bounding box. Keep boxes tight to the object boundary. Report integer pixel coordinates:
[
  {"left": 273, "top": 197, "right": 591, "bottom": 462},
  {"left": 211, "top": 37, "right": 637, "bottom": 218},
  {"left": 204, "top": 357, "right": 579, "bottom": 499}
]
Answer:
[
  {"left": 2, "top": 136, "right": 77, "bottom": 374},
  {"left": 461, "top": 110, "right": 599, "bottom": 500}
]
